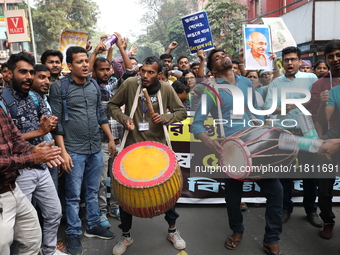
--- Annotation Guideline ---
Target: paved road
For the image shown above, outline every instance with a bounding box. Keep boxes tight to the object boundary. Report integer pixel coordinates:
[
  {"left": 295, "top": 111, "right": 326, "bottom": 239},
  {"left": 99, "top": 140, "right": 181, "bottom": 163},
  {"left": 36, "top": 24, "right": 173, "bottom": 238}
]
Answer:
[{"left": 57, "top": 204, "right": 340, "bottom": 255}]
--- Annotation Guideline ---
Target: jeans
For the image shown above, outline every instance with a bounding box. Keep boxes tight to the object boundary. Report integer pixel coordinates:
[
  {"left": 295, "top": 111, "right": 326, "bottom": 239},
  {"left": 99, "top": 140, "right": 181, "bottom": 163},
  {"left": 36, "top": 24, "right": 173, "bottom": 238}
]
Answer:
[
  {"left": 65, "top": 150, "right": 103, "bottom": 235},
  {"left": 16, "top": 168, "right": 61, "bottom": 255},
  {"left": 99, "top": 142, "right": 119, "bottom": 212},
  {"left": 48, "top": 166, "right": 58, "bottom": 190},
  {"left": 280, "top": 151, "right": 318, "bottom": 214},
  {"left": 317, "top": 178, "right": 336, "bottom": 224},
  {"left": 0, "top": 185, "right": 42, "bottom": 255},
  {"left": 119, "top": 206, "right": 179, "bottom": 233},
  {"left": 225, "top": 178, "right": 283, "bottom": 244}
]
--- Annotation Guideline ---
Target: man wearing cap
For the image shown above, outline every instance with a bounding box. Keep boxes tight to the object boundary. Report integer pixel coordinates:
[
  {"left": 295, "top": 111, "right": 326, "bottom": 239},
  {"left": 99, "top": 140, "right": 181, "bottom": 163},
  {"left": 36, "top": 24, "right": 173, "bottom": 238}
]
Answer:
[{"left": 300, "top": 60, "right": 312, "bottom": 73}]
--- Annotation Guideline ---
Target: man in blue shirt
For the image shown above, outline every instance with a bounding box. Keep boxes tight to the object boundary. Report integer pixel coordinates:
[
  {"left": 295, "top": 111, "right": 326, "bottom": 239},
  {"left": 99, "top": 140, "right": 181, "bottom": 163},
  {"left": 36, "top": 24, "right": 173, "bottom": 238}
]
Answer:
[
  {"left": 264, "top": 46, "right": 321, "bottom": 227},
  {"left": 50, "top": 46, "right": 115, "bottom": 255},
  {"left": 192, "top": 49, "right": 283, "bottom": 255}
]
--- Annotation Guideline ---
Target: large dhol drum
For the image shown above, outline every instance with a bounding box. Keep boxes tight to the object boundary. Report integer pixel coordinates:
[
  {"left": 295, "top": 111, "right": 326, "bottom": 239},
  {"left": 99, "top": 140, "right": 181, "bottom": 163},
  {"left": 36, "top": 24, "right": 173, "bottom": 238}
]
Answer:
[
  {"left": 220, "top": 126, "right": 298, "bottom": 180},
  {"left": 112, "top": 141, "right": 183, "bottom": 218}
]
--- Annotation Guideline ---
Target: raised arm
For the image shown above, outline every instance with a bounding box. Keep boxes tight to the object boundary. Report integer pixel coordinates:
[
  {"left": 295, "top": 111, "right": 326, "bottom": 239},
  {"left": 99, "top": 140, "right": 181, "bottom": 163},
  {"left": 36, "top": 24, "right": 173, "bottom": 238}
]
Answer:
[
  {"left": 165, "top": 41, "right": 178, "bottom": 55},
  {"left": 88, "top": 42, "right": 107, "bottom": 73},
  {"left": 197, "top": 49, "right": 205, "bottom": 78},
  {"left": 238, "top": 47, "right": 246, "bottom": 76},
  {"left": 115, "top": 32, "right": 133, "bottom": 70},
  {"left": 268, "top": 51, "right": 281, "bottom": 78}
]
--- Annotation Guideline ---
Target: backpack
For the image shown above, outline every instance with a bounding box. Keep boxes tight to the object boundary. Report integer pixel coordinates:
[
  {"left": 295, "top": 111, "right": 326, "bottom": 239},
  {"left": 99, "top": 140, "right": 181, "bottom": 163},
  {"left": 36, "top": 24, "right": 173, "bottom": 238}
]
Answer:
[
  {"left": 1, "top": 87, "right": 40, "bottom": 120},
  {"left": 60, "top": 76, "right": 103, "bottom": 124}
]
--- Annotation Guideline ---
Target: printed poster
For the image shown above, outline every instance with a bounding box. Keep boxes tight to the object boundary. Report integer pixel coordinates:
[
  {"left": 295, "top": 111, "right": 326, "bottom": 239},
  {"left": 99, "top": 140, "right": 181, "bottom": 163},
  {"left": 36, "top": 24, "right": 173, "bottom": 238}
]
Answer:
[
  {"left": 243, "top": 24, "right": 273, "bottom": 70},
  {"left": 262, "top": 17, "right": 297, "bottom": 53},
  {"left": 59, "top": 29, "right": 88, "bottom": 72}
]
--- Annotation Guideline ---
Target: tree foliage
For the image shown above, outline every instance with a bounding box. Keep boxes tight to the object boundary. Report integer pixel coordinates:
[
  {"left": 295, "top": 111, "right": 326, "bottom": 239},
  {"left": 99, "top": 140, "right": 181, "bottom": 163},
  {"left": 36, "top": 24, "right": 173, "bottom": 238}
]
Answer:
[
  {"left": 205, "top": 0, "right": 248, "bottom": 55},
  {"left": 136, "top": 0, "right": 197, "bottom": 59},
  {"left": 21, "top": 0, "right": 99, "bottom": 57}
]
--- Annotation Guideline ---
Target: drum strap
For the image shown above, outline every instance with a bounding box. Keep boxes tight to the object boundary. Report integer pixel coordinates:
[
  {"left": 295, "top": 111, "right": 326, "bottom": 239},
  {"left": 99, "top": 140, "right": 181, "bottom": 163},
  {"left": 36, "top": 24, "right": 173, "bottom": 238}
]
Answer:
[
  {"left": 213, "top": 83, "right": 225, "bottom": 138},
  {"left": 119, "top": 80, "right": 172, "bottom": 152},
  {"left": 157, "top": 89, "right": 172, "bottom": 150},
  {"left": 119, "top": 83, "right": 142, "bottom": 153}
]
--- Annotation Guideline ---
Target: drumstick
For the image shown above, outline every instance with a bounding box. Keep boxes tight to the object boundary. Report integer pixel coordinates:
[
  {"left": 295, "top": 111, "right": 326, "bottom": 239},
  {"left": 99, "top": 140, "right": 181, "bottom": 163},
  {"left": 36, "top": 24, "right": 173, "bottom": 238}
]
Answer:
[{"left": 142, "top": 88, "right": 155, "bottom": 115}]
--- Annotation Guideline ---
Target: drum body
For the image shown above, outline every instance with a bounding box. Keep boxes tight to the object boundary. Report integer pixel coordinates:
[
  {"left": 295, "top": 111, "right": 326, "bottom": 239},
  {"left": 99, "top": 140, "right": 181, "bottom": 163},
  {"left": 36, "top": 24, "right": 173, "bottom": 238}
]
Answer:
[
  {"left": 220, "top": 126, "right": 298, "bottom": 179},
  {"left": 112, "top": 141, "right": 183, "bottom": 218}
]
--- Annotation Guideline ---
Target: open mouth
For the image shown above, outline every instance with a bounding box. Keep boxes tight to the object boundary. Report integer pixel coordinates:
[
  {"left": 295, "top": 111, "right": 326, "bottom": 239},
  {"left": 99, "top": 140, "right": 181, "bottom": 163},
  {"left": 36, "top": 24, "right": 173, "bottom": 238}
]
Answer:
[
  {"left": 333, "top": 62, "right": 340, "bottom": 68},
  {"left": 41, "top": 85, "right": 49, "bottom": 90},
  {"left": 22, "top": 81, "right": 31, "bottom": 90}
]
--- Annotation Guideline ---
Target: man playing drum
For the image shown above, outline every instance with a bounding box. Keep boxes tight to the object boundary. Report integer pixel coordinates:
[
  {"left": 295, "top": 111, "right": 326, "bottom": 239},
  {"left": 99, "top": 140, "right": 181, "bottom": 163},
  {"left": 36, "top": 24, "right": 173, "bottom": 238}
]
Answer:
[
  {"left": 108, "top": 56, "right": 187, "bottom": 255},
  {"left": 192, "top": 49, "right": 283, "bottom": 255}
]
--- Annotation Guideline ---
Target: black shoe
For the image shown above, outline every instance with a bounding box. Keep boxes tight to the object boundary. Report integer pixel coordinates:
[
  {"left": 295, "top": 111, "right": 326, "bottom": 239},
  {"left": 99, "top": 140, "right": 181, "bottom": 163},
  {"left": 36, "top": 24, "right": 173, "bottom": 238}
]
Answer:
[
  {"left": 84, "top": 223, "right": 115, "bottom": 240},
  {"left": 307, "top": 212, "right": 323, "bottom": 228},
  {"left": 67, "top": 234, "right": 82, "bottom": 255},
  {"left": 282, "top": 210, "right": 291, "bottom": 223}
]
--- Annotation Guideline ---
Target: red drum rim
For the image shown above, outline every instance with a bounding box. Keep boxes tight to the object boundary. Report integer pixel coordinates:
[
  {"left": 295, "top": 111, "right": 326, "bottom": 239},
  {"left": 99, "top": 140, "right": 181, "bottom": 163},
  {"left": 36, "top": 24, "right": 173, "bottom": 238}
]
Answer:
[
  {"left": 113, "top": 141, "right": 177, "bottom": 188},
  {"left": 220, "top": 138, "right": 252, "bottom": 179}
]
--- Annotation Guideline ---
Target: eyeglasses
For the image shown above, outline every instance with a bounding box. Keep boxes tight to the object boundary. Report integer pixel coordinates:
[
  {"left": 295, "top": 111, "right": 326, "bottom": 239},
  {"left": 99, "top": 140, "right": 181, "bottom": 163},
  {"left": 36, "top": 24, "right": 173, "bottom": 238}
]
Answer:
[
  {"left": 283, "top": 58, "right": 299, "bottom": 63},
  {"left": 251, "top": 41, "right": 267, "bottom": 46}
]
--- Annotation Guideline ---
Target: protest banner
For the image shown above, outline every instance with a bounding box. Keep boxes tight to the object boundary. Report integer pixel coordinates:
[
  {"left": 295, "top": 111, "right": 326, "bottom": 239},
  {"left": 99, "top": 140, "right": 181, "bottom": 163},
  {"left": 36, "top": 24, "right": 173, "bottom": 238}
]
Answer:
[
  {"left": 59, "top": 29, "right": 88, "bottom": 71},
  {"left": 169, "top": 116, "right": 340, "bottom": 204}
]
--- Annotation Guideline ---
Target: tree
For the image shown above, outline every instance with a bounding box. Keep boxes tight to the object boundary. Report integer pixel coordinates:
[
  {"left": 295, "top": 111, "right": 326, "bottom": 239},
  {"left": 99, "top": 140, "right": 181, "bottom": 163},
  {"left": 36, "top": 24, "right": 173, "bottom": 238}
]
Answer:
[
  {"left": 136, "top": 0, "right": 194, "bottom": 58},
  {"left": 21, "top": 0, "right": 99, "bottom": 57},
  {"left": 205, "top": 0, "right": 248, "bottom": 55},
  {"left": 166, "top": 17, "right": 189, "bottom": 60}
]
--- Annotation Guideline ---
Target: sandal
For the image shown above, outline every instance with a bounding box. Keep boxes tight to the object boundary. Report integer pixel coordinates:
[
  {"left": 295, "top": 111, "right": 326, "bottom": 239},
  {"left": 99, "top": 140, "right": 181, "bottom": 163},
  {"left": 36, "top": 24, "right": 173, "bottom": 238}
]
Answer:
[
  {"left": 240, "top": 202, "right": 248, "bottom": 211},
  {"left": 225, "top": 236, "right": 242, "bottom": 250},
  {"left": 56, "top": 240, "right": 64, "bottom": 250},
  {"left": 263, "top": 244, "right": 281, "bottom": 255}
]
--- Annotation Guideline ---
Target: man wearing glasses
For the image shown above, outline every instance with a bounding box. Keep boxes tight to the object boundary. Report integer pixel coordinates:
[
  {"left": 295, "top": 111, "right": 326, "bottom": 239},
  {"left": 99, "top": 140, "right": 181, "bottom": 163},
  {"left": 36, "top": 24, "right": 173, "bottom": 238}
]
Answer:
[
  {"left": 264, "top": 46, "right": 321, "bottom": 227},
  {"left": 246, "top": 31, "right": 273, "bottom": 69}
]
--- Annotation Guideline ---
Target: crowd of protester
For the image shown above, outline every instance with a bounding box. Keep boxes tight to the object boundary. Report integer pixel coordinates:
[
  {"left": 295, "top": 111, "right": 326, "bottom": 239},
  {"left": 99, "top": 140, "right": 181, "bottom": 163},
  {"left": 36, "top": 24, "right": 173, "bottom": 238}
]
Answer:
[{"left": 1, "top": 32, "right": 340, "bottom": 255}]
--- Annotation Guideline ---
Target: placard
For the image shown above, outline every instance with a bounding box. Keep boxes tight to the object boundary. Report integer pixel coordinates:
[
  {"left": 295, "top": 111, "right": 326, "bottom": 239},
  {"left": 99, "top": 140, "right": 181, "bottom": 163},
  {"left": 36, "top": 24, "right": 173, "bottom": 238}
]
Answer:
[
  {"left": 181, "top": 11, "right": 214, "bottom": 54},
  {"left": 243, "top": 24, "right": 273, "bottom": 70},
  {"left": 262, "top": 17, "right": 297, "bottom": 52}
]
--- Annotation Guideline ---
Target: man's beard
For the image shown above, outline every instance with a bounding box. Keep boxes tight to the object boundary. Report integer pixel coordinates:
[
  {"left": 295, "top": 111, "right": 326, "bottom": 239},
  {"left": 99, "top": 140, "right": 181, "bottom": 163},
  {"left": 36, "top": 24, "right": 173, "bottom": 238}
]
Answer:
[{"left": 12, "top": 77, "right": 32, "bottom": 94}]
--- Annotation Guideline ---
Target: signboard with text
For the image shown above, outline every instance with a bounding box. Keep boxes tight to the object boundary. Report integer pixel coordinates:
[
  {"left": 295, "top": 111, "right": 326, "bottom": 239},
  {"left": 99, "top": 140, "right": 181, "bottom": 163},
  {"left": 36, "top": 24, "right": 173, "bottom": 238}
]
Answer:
[
  {"left": 5, "top": 9, "right": 30, "bottom": 42},
  {"left": 181, "top": 11, "right": 214, "bottom": 54},
  {"left": 168, "top": 116, "right": 340, "bottom": 204}
]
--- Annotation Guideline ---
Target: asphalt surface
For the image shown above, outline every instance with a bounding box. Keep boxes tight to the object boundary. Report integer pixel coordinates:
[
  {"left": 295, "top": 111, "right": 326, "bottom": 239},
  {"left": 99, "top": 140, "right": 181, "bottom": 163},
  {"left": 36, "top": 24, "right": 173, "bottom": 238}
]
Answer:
[{"left": 57, "top": 203, "right": 340, "bottom": 255}]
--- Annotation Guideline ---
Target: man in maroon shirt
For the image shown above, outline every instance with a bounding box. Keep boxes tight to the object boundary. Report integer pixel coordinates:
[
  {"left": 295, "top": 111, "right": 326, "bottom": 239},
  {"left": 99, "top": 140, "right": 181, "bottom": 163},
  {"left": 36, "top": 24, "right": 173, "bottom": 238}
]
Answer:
[
  {"left": 310, "top": 40, "right": 340, "bottom": 240},
  {"left": 0, "top": 87, "right": 63, "bottom": 254}
]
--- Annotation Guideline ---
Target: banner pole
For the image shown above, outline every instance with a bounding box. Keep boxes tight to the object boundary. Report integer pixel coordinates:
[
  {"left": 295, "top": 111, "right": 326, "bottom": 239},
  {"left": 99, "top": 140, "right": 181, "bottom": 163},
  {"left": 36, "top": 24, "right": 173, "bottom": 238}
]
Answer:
[{"left": 27, "top": 0, "right": 37, "bottom": 63}]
